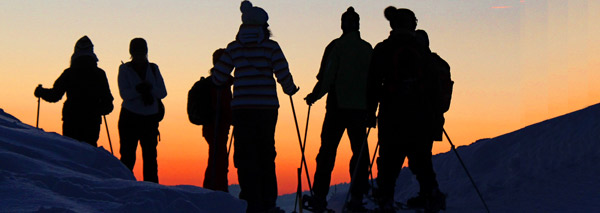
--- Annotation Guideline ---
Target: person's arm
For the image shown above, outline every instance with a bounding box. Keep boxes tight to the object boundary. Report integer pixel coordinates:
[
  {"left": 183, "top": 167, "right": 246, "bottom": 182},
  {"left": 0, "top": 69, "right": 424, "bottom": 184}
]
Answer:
[
  {"left": 211, "top": 44, "right": 235, "bottom": 87},
  {"left": 97, "top": 68, "right": 114, "bottom": 115},
  {"left": 311, "top": 41, "right": 339, "bottom": 100},
  {"left": 305, "top": 40, "right": 337, "bottom": 104},
  {"left": 117, "top": 64, "right": 140, "bottom": 102},
  {"left": 36, "top": 70, "right": 69, "bottom": 102},
  {"left": 366, "top": 44, "right": 384, "bottom": 121},
  {"left": 270, "top": 41, "right": 297, "bottom": 95},
  {"left": 150, "top": 63, "right": 167, "bottom": 100}
]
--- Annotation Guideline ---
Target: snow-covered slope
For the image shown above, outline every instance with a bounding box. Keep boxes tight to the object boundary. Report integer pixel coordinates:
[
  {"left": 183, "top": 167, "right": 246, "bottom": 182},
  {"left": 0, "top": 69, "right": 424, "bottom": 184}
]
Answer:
[
  {"left": 279, "top": 103, "right": 600, "bottom": 213},
  {"left": 0, "top": 109, "right": 245, "bottom": 213},
  {"left": 3, "top": 102, "right": 600, "bottom": 213}
]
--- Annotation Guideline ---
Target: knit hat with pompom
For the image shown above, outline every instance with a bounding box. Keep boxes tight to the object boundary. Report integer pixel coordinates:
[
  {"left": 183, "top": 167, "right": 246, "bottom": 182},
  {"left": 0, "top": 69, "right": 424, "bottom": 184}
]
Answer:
[{"left": 240, "top": 0, "right": 268, "bottom": 25}]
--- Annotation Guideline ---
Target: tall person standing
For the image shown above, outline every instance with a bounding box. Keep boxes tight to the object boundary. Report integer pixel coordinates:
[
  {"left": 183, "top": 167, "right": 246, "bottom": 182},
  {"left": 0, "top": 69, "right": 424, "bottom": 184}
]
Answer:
[
  {"left": 210, "top": 1, "right": 298, "bottom": 212},
  {"left": 303, "top": 7, "right": 373, "bottom": 213},
  {"left": 367, "top": 7, "right": 445, "bottom": 212},
  {"left": 117, "top": 38, "right": 167, "bottom": 183}
]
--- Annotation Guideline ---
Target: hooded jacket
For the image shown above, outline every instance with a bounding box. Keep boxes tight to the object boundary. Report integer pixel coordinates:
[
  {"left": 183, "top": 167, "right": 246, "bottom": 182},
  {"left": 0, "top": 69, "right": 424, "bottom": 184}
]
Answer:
[{"left": 211, "top": 25, "right": 297, "bottom": 109}]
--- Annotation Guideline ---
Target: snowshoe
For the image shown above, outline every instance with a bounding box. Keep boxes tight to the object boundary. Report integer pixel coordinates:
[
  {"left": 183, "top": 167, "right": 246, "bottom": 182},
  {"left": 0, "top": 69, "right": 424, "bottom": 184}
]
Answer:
[
  {"left": 302, "top": 194, "right": 333, "bottom": 213},
  {"left": 343, "top": 199, "right": 368, "bottom": 213}
]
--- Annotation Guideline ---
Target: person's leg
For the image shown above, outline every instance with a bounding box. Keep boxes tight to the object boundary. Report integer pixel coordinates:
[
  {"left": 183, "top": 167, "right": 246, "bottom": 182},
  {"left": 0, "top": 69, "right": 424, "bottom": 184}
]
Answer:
[
  {"left": 203, "top": 124, "right": 230, "bottom": 192},
  {"left": 62, "top": 120, "right": 99, "bottom": 147},
  {"left": 408, "top": 140, "right": 437, "bottom": 193},
  {"left": 118, "top": 110, "right": 139, "bottom": 172},
  {"left": 139, "top": 120, "right": 159, "bottom": 183},
  {"left": 312, "top": 110, "right": 346, "bottom": 205},
  {"left": 81, "top": 121, "right": 101, "bottom": 147},
  {"left": 203, "top": 124, "right": 217, "bottom": 189},
  {"left": 233, "top": 109, "right": 262, "bottom": 213},
  {"left": 375, "top": 117, "right": 407, "bottom": 204},
  {"left": 346, "top": 110, "right": 369, "bottom": 203},
  {"left": 256, "top": 109, "right": 278, "bottom": 211},
  {"left": 213, "top": 125, "right": 231, "bottom": 192}
]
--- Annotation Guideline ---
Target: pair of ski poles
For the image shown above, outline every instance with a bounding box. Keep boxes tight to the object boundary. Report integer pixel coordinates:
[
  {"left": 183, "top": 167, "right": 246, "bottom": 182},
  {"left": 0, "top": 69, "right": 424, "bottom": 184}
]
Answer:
[
  {"left": 289, "top": 96, "right": 314, "bottom": 213},
  {"left": 289, "top": 95, "right": 375, "bottom": 213},
  {"left": 363, "top": 128, "right": 490, "bottom": 213},
  {"left": 35, "top": 97, "right": 114, "bottom": 154}
]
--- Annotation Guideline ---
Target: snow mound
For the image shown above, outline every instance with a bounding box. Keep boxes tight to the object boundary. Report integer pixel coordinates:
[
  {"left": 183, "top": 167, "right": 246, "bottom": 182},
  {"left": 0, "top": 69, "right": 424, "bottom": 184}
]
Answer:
[
  {"left": 395, "top": 103, "right": 600, "bottom": 212},
  {"left": 279, "top": 104, "right": 600, "bottom": 212},
  {"left": 0, "top": 108, "right": 246, "bottom": 213}
]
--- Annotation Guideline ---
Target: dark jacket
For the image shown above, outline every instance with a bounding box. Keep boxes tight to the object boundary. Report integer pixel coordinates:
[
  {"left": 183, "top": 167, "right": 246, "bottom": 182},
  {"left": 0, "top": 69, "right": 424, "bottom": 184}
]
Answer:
[
  {"left": 310, "top": 31, "right": 372, "bottom": 110},
  {"left": 367, "top": 30, "right": 436, "bottom": 136},
  {"left": 38, "top": 58, "right": 113, "bottom": 124}
]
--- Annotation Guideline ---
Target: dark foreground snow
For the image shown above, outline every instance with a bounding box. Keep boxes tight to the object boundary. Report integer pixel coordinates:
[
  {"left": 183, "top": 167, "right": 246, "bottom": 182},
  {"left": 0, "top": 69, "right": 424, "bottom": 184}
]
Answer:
[
  {"left": 2, "top": 103, "right": 600, "bottom": 213},
  {"left": 0, "top": 109, "right": 245, "bottom": 213}
]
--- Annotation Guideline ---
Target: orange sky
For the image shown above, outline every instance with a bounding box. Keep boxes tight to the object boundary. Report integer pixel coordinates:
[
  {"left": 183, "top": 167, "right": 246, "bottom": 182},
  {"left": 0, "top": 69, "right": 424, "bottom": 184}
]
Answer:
[{"left": 1, "top": 0, "right": 599, "bottom": 195}]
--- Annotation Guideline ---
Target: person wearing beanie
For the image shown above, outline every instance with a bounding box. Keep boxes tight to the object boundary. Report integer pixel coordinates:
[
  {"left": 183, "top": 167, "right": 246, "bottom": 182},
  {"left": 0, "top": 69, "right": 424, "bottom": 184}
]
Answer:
[
  {"left": 366, "top": 7, "right": 446, "bottom": 212},
  {"left": 303, "top": 6, "right": 373, "bottom": 213},
  {"left": 201, "top": 48, "right": 233, "bottom": 192},
  {"left": 34, "top": 36, "right": 114, "bottom": 147},
  {"left": 210, "top": 1, "right": 298, "bottom": 212},
  {"left": 117, "top": 37, "right": 167, "bottom": 183}
]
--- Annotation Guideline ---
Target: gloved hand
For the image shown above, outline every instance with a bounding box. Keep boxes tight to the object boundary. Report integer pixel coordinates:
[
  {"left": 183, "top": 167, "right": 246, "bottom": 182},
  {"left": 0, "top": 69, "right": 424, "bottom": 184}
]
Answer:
[
  {"left": 34, "top": 84, "right": 43, "bottom": 98},
  {"left": 287, "top": 86, "right": 300, "bottom": 96},
  {"left": 304, "top": 93, "right": 318, "bottom": 106},
  {"left": 366, "top": 113, "right": 377, "bottom": 128}
]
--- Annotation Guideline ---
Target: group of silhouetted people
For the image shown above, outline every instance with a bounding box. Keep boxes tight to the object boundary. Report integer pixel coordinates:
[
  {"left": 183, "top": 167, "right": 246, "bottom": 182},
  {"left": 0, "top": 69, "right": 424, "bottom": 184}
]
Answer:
[
  {"left": 34, "top": 1, "right": 449, "bottom": 213},
  {"left": 36, "top": 36, "right": 167, "bottom": 184}
]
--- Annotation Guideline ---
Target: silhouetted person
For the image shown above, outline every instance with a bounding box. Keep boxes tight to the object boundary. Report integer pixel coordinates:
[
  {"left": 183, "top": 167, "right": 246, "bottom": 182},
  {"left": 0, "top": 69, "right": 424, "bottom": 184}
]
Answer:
[
  {"left": 303, "top": 7, "right": 372, "bottom": 213},
  {"left": 366, "top": 7, "right": 445, "bottom": 212},
  {"left": 118, "top": 38, "right": 167, "bottom": 183},
  {"left": 210, "top": 1, "right": 298, "bottom": 212},
  {"left": 34, "top": 36, "right": 114, "bottom": 147},
  {"left": 203, "top": 48, "right": 233, "bottom": 192}
]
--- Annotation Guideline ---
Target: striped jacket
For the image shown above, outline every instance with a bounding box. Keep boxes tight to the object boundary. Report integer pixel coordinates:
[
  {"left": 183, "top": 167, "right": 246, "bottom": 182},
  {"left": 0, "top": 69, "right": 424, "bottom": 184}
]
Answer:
[{"left": 212, "top": 25, "right": 297, "bottom": 109}]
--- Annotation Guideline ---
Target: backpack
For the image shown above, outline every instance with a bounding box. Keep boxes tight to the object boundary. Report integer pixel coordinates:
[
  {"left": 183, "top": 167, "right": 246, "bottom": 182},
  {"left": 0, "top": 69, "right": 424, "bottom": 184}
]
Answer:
[
  {"left": 429, "top": 53, "right": 453, "bottom": 113},
  {"left": 187, "top": 76, "right": 214, "bottom": 125}
]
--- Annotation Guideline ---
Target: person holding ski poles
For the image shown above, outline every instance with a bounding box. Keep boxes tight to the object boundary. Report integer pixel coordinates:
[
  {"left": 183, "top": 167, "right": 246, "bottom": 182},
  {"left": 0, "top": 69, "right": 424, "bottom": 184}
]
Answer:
[
  {"left": 117, "top": 38, "right": 167, "bottom": 183},
  {"left": 202, "top": 48, "right": 233, "bottom": 192},
  {"left": 210, "top": 1, "right": 298, "bottom": 212},
  {"left": 366, "top": 7, "right": 445, "bottom": 212},
  {"left": 303, "top": 7, "right": 373, "bottom": 213},
  {"left": 34, "top": 35, "right": 114, "bottom": 147}
]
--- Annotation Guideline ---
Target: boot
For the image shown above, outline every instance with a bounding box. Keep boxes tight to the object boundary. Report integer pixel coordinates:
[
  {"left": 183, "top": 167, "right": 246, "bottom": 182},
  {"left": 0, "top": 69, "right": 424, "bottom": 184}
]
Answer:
[
  {"left": 424, "top": 188, "right": 446, "bottom": 213},
  {"left": 375, "top": 196, "right": 395, "bottom": 213},
  {"left": 345, "top": 195, "right": 368, "bottom": 212},
  {"left": 302, "top": 195, "right": 328, "bottom": 213},
  {"left": 406, "top": 193, "right": 427, "bottom": 209}
]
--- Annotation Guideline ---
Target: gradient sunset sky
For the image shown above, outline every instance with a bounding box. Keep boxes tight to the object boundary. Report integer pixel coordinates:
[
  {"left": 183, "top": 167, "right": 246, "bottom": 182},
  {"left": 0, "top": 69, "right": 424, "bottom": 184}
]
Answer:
[{"left": 1, "top": 0, "right": 598, "bottom": 195}]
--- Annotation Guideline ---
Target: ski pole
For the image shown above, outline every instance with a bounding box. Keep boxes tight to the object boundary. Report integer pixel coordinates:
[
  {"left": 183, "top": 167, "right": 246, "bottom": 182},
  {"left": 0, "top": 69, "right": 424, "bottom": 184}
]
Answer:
[
  {"left": 227, "top": 130, "right": 234, "bottom": 157},
  {"left": 368, "top": 140, "right": 379, "bottom": 193},
  {"left": 342, "top": 127, "right": 372, "bottom": 212},
  {"left": 289, "top": 95, "right": 314, "bottom": 196},
  {"left": 36, "top": 97, "right": 40, "bottom": 128},
  {"left": 293, "top": 105, "right": 312, "bottom": 211},
  {"left": 103, "top": 115, "right": 114, "bottom": 154},
  {"left": 443, "top": 128, "right": 490, "bottom": 213},
  {"left": 293, "top": 167, "right": 303, "bottom": 213}
]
